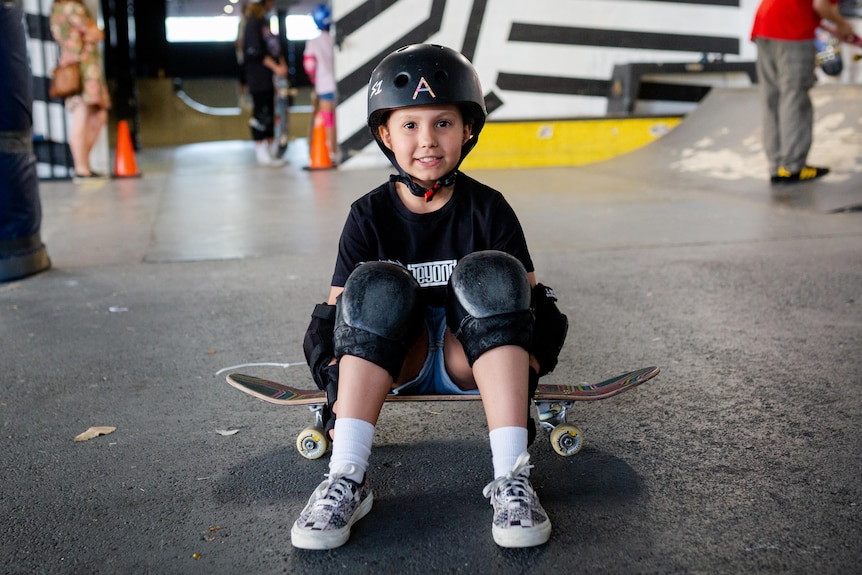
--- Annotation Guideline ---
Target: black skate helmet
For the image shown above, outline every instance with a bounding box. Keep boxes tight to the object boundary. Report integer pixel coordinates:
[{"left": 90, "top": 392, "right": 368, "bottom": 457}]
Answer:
[{"left": 367, "top": 44, "right": 487, "bottom": 201}]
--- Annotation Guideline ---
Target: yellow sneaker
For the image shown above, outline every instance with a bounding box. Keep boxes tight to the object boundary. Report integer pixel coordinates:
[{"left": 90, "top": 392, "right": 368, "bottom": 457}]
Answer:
[{"left": 773, "top": 166, "right": 830, "bottom": 184}]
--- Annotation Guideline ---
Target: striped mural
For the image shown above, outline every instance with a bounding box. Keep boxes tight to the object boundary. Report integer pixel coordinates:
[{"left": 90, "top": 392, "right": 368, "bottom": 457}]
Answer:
[{"left": 333, "top": 0, "right": 761, "bottom": 167}]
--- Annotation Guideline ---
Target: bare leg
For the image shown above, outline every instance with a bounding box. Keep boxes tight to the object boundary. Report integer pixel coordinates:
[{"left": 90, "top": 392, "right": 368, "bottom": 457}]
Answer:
[
  {"left": 70, "top": 104, "right": 108, "bottom": 176},
  {"left": 472, "top": 345, "right": 550, "bottom": 548},
  {"left": 84, "top": 106, "right": 107, "bottom": 157},
  {"left": 308, "top": 91, "right": 319, "bottom": 139},
  {"left": 331, "top": 355, "right": 391, "bottom": 425},
  {"left": 69, "top": 103, "right": 90, "bottom": 175},
  {"left": 326, "top": 355, "right": 390, "bottom": 483},
  {"left": 445, "top": 336, "right": 531, "bottom": 476},
  {"left": 472, "top": 345, "right": 529, "bottom": 431},
  {"left": 319, "top": 99, "right": 337, "bottom": 163}
]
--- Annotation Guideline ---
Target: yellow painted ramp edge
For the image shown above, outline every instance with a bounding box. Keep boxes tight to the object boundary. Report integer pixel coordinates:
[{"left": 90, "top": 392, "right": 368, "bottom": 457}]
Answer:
[{"left": 462, "top": 117, "right": 681, "bottom": 170}]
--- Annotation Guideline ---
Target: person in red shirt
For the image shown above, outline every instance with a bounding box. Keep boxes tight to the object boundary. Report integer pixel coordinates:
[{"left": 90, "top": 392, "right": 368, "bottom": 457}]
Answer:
[{"left": 751, "top": 0, "right": 855, "bottom": 184}]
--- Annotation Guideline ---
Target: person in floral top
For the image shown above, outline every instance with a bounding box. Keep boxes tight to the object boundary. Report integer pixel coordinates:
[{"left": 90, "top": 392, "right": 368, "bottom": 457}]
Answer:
[{"left": 50, "top": 0, "right": 111, "bottom": 181}]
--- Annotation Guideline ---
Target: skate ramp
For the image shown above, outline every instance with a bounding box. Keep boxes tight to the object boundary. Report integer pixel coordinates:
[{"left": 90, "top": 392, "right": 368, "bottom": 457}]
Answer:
[{"left": 584, "top": 85, "right": 862, "bottom": 213}]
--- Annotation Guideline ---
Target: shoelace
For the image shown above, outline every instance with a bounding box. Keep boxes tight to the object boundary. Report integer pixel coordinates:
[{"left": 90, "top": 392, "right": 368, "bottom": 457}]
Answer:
[
  {"left": 482, "top": 452, "right": 534, "bottom": 500},
  {"left": 311, "top": 465, "right": 359, "bottom": 506}
]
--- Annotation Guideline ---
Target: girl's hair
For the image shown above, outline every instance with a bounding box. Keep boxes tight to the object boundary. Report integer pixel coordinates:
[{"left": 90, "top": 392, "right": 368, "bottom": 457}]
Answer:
[{"left": 246, "top": 2, "right": 269, "bottom": 18}]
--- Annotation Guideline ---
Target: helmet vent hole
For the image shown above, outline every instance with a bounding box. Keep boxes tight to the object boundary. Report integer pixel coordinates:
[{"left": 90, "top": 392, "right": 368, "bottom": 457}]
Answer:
[
  {"left": 434, "top": 70, "right": 448, "bottom": 84},
  {"left": 394, "top": 73, "right": 410, "bottom": 88}
]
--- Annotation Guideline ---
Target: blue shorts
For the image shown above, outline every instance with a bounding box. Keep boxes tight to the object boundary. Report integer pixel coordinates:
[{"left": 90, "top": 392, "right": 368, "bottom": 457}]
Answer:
[
  {"left": 390, "top": 307, "right": 480, "bottom": 396},
  {"left": 317, "top": 92, "right": 335, "bottom": 101}
]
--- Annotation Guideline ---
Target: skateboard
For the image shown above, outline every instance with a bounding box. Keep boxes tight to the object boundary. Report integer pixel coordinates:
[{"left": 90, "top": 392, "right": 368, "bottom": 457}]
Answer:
[
  {"left": 816, "top": 26, "right": 862, "bottom": 75},
  {"left": 227, "top": 365, "right": 660, "bottom": 459},
  {"left": 815, "top": 26, "right": 844, "bottom": 76},
  {"left": 273, "top": 76, "right": 290, "bottom": 159}
]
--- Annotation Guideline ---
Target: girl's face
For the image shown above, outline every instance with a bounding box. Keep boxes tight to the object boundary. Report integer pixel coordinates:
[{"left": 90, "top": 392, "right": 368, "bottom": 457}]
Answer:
[{"left": 379, "top": 104, "right": 472, "bottom": 189}]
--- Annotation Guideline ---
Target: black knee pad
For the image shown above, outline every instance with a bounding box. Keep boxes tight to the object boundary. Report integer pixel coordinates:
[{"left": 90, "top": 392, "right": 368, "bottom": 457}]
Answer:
[
  {"left": 333, "top": 261, "right": 424, "bottom": 381},
  {"left": 445, "top": 251, "right": 534, "bottom": 366}
]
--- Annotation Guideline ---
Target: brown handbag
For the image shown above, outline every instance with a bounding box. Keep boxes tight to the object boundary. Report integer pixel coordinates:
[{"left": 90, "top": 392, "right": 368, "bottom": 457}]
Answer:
[{"left": 49, "top": 62, "right": 82, "bottom": 99}]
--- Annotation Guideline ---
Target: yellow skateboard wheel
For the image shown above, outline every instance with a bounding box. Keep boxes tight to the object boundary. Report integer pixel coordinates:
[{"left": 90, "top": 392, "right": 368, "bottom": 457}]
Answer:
[
  {"left": 550, "top": 424, "right": 582, "bottom": 456},
  {"left": 296, "top": 427, "right": 329, "bottom": 460}
]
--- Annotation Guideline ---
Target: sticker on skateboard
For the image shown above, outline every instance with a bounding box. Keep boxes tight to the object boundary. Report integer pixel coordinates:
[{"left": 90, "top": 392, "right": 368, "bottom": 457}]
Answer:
[
  {"left": 815, "top": 26, "right": 844, "bottom": 76},
  {"left": 816, "top": 25, "right": 862, "bottom": 76},
  {"left": 227, "top": 366, "right": 660, "bottom": 459}
]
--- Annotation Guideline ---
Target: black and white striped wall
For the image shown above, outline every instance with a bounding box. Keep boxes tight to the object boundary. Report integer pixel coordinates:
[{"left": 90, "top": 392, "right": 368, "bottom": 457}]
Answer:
[{"left": 332, "top": 0, "right": 762, "bottom": 167}]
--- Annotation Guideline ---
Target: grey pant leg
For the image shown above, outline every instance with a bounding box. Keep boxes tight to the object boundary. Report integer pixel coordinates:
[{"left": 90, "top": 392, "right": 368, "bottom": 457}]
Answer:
[
  {"left": 755, "top": 38, "right": 781, "bottom": 175},
  {"left": 777, "top": 40, "right": 816, "bottom": 173},
  {"left": 755, "top": 38, "right": 817, "bottom": 174}
]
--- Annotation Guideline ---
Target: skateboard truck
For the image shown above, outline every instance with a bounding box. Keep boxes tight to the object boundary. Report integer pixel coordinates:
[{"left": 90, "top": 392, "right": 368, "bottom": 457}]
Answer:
[
  {"left": 535, "top": 400, "right": 582, "bottom": 456},
  {"left": 296, "top": 405, "right": 329, "bottom": 460},
  {"left": 293, "top": 400, "right": 585, "bottom": 460}
]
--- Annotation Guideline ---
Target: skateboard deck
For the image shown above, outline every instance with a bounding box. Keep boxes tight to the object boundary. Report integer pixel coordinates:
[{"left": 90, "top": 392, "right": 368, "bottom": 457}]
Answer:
[
  {"left": 273, "top": 76, "right": 290, "bottom": 159},
  {"left": 227, "top": 366, "right": 659, "bottom": 458},
  {"left": 226, "top": 366, "right": 659, "bottom": 407}
]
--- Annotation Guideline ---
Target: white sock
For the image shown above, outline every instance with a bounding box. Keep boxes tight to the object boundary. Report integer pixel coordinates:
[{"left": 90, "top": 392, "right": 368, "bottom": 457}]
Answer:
[
  {"left": 329, "top": 418, "right": 375, "bottom": 483},
  {"left": 489, "top": 426, "right": 528, "bottom": 479}
]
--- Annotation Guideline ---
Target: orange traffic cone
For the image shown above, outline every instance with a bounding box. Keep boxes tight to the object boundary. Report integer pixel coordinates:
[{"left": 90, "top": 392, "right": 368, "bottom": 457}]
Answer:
[
  {"left": 305, "top": 112, "right": 333, "bottom": 170},
  {"left": 113, "top": 120, "right": 140, "bottom": 178}
]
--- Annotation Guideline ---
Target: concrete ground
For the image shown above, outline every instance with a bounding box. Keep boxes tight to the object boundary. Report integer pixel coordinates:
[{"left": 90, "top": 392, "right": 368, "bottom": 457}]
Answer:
[{"left": 1, "top": 86, "right": 861, "bottom": 574}]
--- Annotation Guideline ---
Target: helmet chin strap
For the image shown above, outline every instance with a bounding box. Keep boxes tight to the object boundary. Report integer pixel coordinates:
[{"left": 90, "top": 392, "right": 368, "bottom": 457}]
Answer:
[{"left": 394, "top": 170, "right": 458, "bottom": 202}]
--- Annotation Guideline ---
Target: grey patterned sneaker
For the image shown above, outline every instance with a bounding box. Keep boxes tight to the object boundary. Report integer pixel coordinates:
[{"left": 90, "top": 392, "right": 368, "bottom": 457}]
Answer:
[
  {"left": 482, "top": 452, "right": 551, "bottom": 548},
  {"left": 290, "top": 467, "right": 373, "bottom": 550}
]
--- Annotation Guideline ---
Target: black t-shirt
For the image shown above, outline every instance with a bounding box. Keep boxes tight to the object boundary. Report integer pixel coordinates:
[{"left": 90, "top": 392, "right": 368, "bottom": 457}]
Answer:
[
  {"left": 332, "top": 174, "right": 534, "bottom": 307},
  {"left": 243, "top": 15, "right": 281, "bottom": 93}
]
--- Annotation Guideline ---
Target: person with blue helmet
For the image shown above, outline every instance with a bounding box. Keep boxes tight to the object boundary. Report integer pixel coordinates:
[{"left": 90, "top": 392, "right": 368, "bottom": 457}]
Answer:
[
  {"left": 303, "top": 3, "right": 338, "bottom": 164},
  {"left": 311, "top": 3, "right": 332, "bottom": 30}
]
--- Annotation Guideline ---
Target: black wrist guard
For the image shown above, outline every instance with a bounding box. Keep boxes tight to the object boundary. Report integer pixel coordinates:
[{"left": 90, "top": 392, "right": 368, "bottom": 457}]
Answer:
[
  {"left": 531, "top": 283, "right": 568, "bottom": 376},
  {"left": 302, "top": 302, "right": 337, "bottom": 391}
]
